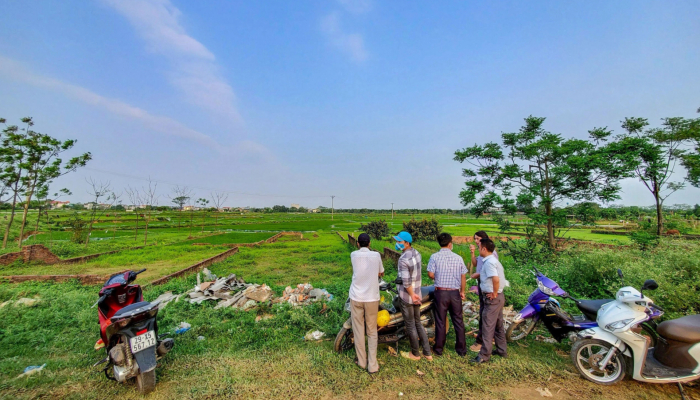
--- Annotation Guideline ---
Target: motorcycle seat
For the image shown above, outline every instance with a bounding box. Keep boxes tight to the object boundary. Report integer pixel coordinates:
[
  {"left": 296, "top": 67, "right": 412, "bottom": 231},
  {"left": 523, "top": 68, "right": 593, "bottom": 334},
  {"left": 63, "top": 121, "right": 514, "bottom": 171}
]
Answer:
[
  {"left": 420, "top": 286, "right": 435, "bottom": 302},
  {"left": 576, "top": 299, "right": 612, "bottom": 316},
  {"left": 111, "top": 301, "right": 152, "bottom": 319},
  {"left": 657, "top": 314, "right": 700, "bottom": 343}
]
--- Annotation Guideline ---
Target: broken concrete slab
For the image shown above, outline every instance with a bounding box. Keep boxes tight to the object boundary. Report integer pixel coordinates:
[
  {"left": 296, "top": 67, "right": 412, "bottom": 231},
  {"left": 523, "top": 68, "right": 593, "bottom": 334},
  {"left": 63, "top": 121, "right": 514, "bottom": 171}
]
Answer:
[{"left": 243, "top": 284, "right": 273, "bottom": 302}]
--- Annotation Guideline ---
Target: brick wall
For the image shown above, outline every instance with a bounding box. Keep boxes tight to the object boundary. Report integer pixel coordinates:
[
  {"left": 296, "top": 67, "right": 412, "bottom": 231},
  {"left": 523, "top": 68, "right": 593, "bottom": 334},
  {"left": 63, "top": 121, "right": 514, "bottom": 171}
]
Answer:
[
  {"left": 149, "top": 247, "right": 239, "bottom": 286},
  {"left": 348, "top": 234, "right": 358, "bottom": 248},
  {"left": 382, "top": 247, "right": 401, "bottom": 263}
]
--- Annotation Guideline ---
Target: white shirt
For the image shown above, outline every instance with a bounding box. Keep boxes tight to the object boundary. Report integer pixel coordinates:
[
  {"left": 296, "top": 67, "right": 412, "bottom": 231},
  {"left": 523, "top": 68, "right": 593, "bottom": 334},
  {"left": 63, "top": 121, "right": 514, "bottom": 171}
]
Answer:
[
  {"left": 479, "top": 254, "right": 507, "bottom": 293},
  {"left": 349, "top": 247, "right": 385, "bottom": 302}
]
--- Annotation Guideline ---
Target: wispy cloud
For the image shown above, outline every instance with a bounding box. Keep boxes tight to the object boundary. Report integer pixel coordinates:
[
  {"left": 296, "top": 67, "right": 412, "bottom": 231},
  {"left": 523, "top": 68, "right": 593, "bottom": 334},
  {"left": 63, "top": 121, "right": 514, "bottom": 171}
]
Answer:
[
  {"left": 320, "top": 12, "right": 368, "bottom": 63},
  {"left": 102, "top": 0, "right": 241, "bottom": 124},
  {"left": 0, "top": 56, "right": 239, "bottom": 155}
]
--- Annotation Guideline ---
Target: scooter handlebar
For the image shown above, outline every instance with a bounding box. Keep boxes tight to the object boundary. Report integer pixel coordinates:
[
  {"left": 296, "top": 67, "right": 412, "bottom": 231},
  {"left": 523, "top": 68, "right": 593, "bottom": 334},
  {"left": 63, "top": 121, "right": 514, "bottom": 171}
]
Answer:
[{"left": 134, "top": 268, "right": 147, "bottom": 275}]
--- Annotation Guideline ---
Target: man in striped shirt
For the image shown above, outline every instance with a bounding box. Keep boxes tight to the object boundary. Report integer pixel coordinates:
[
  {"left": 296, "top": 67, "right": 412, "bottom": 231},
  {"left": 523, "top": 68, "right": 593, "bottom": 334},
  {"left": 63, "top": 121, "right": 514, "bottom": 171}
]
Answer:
[{"left": 427, "top": 232, "right": 467, "bottom": 357}]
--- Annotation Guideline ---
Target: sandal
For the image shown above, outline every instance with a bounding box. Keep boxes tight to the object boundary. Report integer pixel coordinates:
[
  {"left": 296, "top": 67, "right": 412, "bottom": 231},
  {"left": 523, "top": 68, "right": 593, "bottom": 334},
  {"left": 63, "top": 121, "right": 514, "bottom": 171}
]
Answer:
[{"left": 423, "top": 355, "right": 433, "bottom": 361}]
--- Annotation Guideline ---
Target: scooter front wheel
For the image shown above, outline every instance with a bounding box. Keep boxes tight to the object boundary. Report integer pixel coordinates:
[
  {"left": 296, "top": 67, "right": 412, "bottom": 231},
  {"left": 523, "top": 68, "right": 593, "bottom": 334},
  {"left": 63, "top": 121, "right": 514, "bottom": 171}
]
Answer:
[
  {"left": 506, "top": 318, "right": 537, "bottom": 342},
  {"left": 571, "top": 339, "right": 626, "bottom": 385}
]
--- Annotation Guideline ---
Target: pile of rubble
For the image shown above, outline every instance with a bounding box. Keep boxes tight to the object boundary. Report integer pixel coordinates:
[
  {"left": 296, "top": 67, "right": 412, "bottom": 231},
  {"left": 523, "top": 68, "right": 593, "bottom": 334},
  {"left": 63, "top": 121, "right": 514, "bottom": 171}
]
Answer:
[
  {"left": 461, "top": 300, "right": 517, "bottom": 332},
  {"left": 274, "top": 283, "right": 333, "bottom": 306},
  {"left": 155, "top": 269, "right": 332, "bottom": 312}
]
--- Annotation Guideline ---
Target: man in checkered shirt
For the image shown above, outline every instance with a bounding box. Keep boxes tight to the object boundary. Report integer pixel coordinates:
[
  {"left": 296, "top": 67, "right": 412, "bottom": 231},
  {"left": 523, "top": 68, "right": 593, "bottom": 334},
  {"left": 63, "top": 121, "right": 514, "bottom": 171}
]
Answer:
[{"left": 427, "top": 232, "right": 467, "bottom": 356}]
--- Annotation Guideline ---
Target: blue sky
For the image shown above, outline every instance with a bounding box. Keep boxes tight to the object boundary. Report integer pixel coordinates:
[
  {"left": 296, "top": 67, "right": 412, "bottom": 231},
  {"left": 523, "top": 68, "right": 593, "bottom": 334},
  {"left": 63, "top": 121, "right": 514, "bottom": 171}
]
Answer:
[{"left": 1, "top": 0, "right": 699, "bottom": 209}]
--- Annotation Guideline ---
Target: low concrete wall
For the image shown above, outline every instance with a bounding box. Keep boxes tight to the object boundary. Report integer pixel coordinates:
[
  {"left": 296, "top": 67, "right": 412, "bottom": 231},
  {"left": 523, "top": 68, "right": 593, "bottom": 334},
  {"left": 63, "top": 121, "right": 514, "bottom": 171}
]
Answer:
[
  {"left": 336, "top": 231, "right": 347, "bottom": 242},
  {"left": 0, "top": 245, "right": 61, "bottom": 266},
  {"left": 150, "top": 247, "right": 240, "bottom": 286},
  {"left": 60, "top": 246, "right": 145, "bottom": 265},
  {"left": 348, "top": 234, "right": 358, "bottom": 248},
  {"left": 382, "top": 247, "right": 401, "bottom": 263},
  {"left": 1, "top": 270, "right": 127, "bottom": 285}
]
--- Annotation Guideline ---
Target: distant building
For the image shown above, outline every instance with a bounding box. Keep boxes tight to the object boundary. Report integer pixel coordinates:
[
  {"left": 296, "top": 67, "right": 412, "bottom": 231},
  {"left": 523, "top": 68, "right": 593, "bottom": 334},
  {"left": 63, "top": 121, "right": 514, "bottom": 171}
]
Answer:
[
  {"left": 49, "top": 200, "right": 70, "bottom": 209},
  {"left": 85, "top": 202, "right": 111, "bottom": 210},
  {"left": 183, "top": 205, "right": 198, "bottom": 211},
  {"left": 291, "top": 203, "right": 300, "bottom": 209},
  {"left": 310, "top": 208, "right": 320, "bottom": 213}
]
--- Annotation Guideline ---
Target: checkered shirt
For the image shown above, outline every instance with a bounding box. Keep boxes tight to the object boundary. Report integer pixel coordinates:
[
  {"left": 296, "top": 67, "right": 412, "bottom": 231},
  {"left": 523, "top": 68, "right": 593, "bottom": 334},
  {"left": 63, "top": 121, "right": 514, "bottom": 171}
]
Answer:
[
  {"left": 397, "top": 248, "right": 422, "bottom": 304},
  {"left": 427, "top": 248, "right": 467, "bottom": 290}
]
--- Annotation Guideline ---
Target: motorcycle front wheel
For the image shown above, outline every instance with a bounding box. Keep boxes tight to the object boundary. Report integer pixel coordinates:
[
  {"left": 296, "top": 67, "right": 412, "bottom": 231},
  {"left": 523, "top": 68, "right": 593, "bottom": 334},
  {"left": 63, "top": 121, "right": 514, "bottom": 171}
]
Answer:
[
  {"left": 334, "top": 327, "right": 354, "bottom": 353},
  {"left": 136, "top": 369, "right": 156, "bottom": 393},
  {"left": 570, "top": 339, "right": 626, "bottom": 385},
  {"left": 506, "top": 318, "right": 537, "bottom": 342}
]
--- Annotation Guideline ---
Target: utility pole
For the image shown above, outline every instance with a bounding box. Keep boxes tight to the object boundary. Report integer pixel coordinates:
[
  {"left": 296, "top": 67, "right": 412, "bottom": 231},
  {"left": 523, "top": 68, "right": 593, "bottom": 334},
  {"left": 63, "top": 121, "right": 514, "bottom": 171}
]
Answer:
[
  {"left": 331, "top": 195, "right": 335, "bottom": 220},
  {"left": 391, "top": 203, "right": 394, "bottom": 219}
]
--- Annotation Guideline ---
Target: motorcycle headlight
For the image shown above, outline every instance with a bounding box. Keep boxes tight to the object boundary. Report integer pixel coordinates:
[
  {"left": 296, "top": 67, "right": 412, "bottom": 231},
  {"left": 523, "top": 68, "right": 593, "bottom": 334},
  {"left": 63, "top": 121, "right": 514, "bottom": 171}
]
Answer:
[
  {"left": 537, "top": 280, "right": 556, "bottom": 296},
  {"left": 605, "top": 318, "right": 634, "bottom": 331}
]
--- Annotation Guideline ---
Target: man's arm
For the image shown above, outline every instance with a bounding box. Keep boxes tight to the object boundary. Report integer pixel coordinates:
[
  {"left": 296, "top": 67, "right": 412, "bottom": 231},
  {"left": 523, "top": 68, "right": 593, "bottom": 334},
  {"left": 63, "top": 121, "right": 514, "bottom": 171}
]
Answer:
[
  {"left": 490, "top": 276, "right": 500, "bottom": 299},
  {"left": 377, "top": 255, "right": 385, "bottom": 277},
  {"left": 460, "top": 273, "right": 466, "bottom": 300},
  {"left": 427, "top": 255, "right": 436, "bottom": 280}
]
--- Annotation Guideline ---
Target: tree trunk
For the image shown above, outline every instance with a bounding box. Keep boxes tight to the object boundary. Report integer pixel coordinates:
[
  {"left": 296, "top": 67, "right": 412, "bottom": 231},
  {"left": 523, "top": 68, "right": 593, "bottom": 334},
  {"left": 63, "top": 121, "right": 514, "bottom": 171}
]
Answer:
[
  {"left": 85, "top": 209, "right": 98, "bottom": 247},
  {"left": 17, "top": 188, "right": 36, "bottom": 250},
  {"left": 545, "top": 203, "right": 555, "bottom": 248},
  {"left": 2, "top": 180, "right": 21, "bottom": 249},
  {"left": 144, "top": 212, "right": 149, "bottom": 245},
  {"left": 134, "top": 211, "right": 139, "bottom": 240},
  {"left": 178, "top": 209, "right": 182, "bottom": 231},
  {"left": 654, "top": 183, "right": 663, "bottom": 235}
]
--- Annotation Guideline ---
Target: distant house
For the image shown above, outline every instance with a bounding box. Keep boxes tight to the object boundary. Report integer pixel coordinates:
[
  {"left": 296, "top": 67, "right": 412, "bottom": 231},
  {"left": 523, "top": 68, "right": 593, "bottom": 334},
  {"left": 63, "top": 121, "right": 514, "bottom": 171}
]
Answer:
[
  {"left": 310, "top": 208, "right": 320, "bottom": 213},
  {"left": 291, "top": 203, "right": 301, "bottom": 209},
  {"left": 220, "top": 207, "right": 231, "bottom": 212},
  {"left": 49, "top": 200, "right": 70, "bottom": 209},
  {"left": 85, "top": 202, "right": 110, "bottom": 210},
  {"left": 183, "top": 205, "right": 198, "bottom": 211}
]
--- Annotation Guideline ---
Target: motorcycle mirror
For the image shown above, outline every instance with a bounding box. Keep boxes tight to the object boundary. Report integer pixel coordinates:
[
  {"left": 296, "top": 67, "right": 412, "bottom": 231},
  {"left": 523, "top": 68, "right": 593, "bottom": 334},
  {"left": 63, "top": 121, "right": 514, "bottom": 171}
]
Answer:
[
  {"left": 393, "top": 277, "right": 403, "bottom": 286},
  {"left": 642, "top": 279, "right": 658, "bottom": 291}
]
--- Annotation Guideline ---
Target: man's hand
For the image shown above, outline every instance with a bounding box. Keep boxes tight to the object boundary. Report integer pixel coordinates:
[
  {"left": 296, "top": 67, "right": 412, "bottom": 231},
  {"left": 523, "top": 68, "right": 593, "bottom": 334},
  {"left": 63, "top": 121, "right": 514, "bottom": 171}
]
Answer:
[
  {"left": 460, "top": 291, "right": 465, "bottom": 301},
  {"left": 412, "top": 293, "right": 422, "bottom": 304},
  {"left": 469, "top": 244, "right": 475, "bottom": 253},
  {"left": 488, "top": 292, "right": 498, "bottom": 300},
  {"left": 470, "top": 273, "right": 480, "bottom": 280},
  {"left": 378, "top": 272, "right": 384, "bottom": 278}
]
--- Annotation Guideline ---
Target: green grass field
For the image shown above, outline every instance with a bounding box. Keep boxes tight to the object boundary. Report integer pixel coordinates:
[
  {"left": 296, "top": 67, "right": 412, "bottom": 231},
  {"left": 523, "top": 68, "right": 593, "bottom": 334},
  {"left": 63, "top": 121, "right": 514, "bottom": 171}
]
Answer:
[{"left": 1, "top": 231, "right": 698, "bottom": 399}]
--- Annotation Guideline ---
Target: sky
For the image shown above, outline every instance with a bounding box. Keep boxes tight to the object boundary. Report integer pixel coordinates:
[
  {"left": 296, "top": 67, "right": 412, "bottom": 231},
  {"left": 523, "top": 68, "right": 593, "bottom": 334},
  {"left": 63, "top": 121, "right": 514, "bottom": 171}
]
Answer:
[{"left": 1, "top": 0, "right": 699, "bottom": 209}]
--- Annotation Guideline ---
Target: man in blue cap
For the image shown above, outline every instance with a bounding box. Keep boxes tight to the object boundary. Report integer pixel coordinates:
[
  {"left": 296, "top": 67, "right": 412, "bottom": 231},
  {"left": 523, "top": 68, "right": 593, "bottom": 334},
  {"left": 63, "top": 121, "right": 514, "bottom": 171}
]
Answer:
[{"left": 394, "top": 231, "right": 433, "bottom": 361}]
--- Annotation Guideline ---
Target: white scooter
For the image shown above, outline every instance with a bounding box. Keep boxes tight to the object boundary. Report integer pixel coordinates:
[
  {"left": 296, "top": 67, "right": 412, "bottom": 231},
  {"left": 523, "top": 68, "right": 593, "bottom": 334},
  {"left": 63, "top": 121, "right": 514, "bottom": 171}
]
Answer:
[{"left": 571, "top": 269, "right": 700, "bottom": 399}]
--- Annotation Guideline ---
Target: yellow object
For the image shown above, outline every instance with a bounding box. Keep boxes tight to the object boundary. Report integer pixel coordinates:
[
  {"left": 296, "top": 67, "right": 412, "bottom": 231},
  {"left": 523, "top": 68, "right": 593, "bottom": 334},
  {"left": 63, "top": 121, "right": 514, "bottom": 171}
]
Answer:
[{"left": 377, "top": 310, "right": 390, "bottom": 327}]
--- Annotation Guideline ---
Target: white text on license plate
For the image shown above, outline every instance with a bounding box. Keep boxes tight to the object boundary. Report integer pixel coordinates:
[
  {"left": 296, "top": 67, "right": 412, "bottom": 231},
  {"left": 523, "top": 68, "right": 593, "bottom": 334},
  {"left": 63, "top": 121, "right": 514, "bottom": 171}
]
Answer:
[{"left": 130, "top": 331, "right": 156, "bottom": 354}]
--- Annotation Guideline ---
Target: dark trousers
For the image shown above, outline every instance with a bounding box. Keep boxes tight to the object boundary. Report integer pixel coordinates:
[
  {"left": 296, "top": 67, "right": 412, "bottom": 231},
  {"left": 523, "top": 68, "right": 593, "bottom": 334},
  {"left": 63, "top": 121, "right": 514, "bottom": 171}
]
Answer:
[
  {"left": 433, "top": 290, "right": 467, "bottom": 356},
  {"left": 399, "top": 300, "right": 432, "bottom": 357},
  {"left": 478, "top": 292, "right": 507, "bottom": 361},
  {"left": 475, "top": 282, "right": 485, "bottom": 345}
]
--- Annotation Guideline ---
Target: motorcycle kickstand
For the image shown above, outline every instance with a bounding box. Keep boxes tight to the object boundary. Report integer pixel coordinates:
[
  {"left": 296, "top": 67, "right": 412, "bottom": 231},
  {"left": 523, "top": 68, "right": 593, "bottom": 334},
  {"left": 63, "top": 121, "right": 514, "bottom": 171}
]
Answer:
[{"left": 677, "top": 382, "right": 688, "bottom": 400}]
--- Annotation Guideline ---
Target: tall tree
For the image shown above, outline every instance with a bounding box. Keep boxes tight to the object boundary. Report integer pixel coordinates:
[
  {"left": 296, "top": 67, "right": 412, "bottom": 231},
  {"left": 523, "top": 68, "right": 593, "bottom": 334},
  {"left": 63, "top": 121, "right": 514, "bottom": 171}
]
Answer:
[
  {"left": 210, "top": 191, "right": 229, "bottom": 230},
  {"left": 454, "top": 116, "right": 638, "bottom": 248},
  {"left": 680, "top": 108, "right": 700, "bottom": 188},
  {"left": 0, "top": 118, "right": 28, "bottom": 249},
  {"left": 140, "top": 179, "right": 158, "bottom": 246},
  {"left": 11, "top": 118, "right": 90, "bottom": 249},
  {"left": 619, "top": 116, "right": 698, "bottom": 235},
  {"left": 170, "top": 185, "right": 191, "bottom": 232}
]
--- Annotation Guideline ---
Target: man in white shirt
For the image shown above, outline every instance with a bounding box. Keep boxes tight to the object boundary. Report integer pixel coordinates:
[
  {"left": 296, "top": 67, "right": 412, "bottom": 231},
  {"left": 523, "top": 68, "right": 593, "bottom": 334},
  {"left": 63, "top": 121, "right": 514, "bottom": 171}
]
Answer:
[{"left": 349, "top": 233, "right": 384, "bottom": 374}]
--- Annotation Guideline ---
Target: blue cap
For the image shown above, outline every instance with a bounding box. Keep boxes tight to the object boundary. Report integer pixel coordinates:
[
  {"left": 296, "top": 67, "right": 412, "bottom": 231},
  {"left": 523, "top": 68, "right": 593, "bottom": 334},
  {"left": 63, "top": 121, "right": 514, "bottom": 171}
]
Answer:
[{"left": 393, "top": 231, "right": 413, "bottom": 243}]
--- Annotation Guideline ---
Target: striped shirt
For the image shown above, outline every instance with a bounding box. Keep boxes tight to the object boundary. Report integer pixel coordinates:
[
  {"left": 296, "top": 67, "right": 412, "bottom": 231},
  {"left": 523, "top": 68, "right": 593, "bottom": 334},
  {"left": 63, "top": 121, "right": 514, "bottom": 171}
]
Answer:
[
  {"left": 397, "top": 248, "right": 422, "bottom": 304},
  {"left": 427, "top": 248, "right": 467, "bottom": 290},
  {"left": 349, "top": 248, "right": 384, "bottom": 302}
]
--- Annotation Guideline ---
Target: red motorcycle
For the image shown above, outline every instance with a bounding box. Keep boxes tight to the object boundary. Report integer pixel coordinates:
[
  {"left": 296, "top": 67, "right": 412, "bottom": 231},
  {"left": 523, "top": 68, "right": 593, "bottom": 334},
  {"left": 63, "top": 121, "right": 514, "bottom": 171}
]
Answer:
[{"left": 93, "top": 269, "right": 173, "bottom": 393}]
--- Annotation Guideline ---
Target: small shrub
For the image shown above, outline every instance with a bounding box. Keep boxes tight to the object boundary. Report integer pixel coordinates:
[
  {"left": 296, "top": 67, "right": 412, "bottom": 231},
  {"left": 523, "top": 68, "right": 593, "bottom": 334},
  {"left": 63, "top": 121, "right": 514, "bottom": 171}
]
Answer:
[
  {"left": 359, "top": 220, "right": 390, "bottom": 240},
  {"left": 66, "top": 213, "right": 88, "bottom": 244},
  {"left": 402, "top": 218, "right": 441, "bottom": 241}
]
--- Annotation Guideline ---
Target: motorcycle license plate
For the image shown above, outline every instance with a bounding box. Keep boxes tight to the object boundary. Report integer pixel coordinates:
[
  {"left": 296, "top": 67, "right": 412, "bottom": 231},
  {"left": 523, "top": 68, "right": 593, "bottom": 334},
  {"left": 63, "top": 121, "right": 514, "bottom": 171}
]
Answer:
[{"left": 129, "top": 330, "right": 156, "bottom": 354}]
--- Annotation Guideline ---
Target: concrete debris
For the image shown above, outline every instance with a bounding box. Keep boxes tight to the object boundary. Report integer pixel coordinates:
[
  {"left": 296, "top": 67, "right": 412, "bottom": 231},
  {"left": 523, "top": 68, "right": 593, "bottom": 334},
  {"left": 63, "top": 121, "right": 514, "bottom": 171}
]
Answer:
[
  {"left": 243, "top": 285, "right": 273, "bottom": 302},
  {"left": 275, "top": 283, "right": 333, "bottom": 306},
  {"left": 536, "top": 387, "right": 553, "bottom": 397},
  {"left": 153, "top": 291, "right": 181, "bottom": 309},
  {"left": 202, "top": 268, "right": 217, "bottom": 281},
  {"left": 14, "top": 298, "right": 40, "bottom": 307},
  {"left": 255, "top": 314, "right": 274, "bottom": 322}
]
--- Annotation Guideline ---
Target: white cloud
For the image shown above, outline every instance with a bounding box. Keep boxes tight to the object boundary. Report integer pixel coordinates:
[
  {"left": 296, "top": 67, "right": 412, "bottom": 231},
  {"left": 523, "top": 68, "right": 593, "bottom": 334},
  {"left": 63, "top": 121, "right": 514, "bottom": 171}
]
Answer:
[
  {"left": 0, "top": 56, "right": 273, "bottom": 160},
  {"left": 320, "top": 12, "right": 368, "bottom": 63},
  {"left": 102, "top": 0, "right": 241, "bottom": 123}
]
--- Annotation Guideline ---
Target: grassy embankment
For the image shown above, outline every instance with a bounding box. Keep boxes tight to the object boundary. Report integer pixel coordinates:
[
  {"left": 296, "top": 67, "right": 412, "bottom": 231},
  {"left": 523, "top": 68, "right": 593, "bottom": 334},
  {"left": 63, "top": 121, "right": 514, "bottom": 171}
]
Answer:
[{"left": 1, "top": 233, "right": 698, "bottom": 399}]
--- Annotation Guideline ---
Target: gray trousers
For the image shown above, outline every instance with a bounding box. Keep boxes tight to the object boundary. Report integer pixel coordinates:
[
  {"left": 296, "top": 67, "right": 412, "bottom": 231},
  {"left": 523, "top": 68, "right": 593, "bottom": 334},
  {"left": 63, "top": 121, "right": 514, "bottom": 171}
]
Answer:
[
  {"left": 350, "top": 300, "right": 380, "bottom": 373},
  {"left": 478, "top": 292, "right": 507, "bottom": 361},
  {"left": 399, "top": 299, "right": 432, "bottom": 357}
]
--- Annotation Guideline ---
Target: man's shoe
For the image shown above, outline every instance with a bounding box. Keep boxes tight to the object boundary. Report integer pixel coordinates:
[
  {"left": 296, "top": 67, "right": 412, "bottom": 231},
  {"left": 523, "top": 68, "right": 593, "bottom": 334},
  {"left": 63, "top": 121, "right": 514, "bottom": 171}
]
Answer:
[
  {"left": 469, "top": 355, "right": 488, "bottom": 364},
  {"left": 469, "top": 343, "right": 482, "bottom": 352},
  {"left": 431, "top": 347, "right": 443, "bottom": 357}
]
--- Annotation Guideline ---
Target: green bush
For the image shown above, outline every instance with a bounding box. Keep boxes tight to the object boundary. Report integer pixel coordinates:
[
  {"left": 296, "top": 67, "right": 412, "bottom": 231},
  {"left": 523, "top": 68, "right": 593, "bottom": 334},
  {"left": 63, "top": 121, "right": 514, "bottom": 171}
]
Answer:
[
  {"left": 358, "top": 219, "right": 390, "bottom": 240},
  {"left": 402, "top": 218, "right": 441, "bottom": 241}
]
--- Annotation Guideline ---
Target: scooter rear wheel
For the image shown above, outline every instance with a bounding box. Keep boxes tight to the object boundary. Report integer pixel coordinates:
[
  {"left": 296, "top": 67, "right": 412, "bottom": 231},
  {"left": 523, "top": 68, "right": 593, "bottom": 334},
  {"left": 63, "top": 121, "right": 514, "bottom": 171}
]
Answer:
[
  {"left": 136, "top": 370, "right": 156, "bottom": 393},
  {"left": 334, "top": 327, "right": 354, "bottom": 353},
  {"left": 506, "top": 318, "right": 537, "bottom": 342},
  {"left": 571, "top": 339, "right": 626, "bottom": 385}
]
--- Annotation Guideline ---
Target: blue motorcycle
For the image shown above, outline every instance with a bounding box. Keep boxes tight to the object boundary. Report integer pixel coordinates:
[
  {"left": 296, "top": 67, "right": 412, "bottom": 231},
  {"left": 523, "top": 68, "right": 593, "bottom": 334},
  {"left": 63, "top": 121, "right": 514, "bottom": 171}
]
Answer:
[{"left": 506, "top": 267, "right": 661, "bottom": 343}]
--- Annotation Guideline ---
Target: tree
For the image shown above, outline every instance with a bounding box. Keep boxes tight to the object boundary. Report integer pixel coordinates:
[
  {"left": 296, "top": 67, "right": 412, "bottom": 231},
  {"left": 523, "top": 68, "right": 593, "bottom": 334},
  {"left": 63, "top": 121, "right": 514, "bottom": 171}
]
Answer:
[
  {"left": 619, "top": 116, "right": 698, "bottom": 235},
  {"left": 140, "top": 179, "right": 158, "bottom": 245},
  {"left": 84, "top": 178, "right": 119, "bottom": 247},
  {"left": 359, "top": 219, "right": 390, "bottom": 240},
  {"left": 454, "top": 116, "right": 638, "bottom": 248},
  {"left": 197, "top": 198, "right": 209, "bottom": 234},
  {"left": 210, "top": 192, "right": 228, "bottom": 230},
  {"left": 8, "top": 118, "right": 91, "bottom": 249},
  {"left": 170, "top": 186, "right": 191, "bottom": 232},
  {"left": 680, "top": 108, "right": 700, "bottom": 188},
  {"left": 0, "top": 118, "right": 29, "bottom": 249}
]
